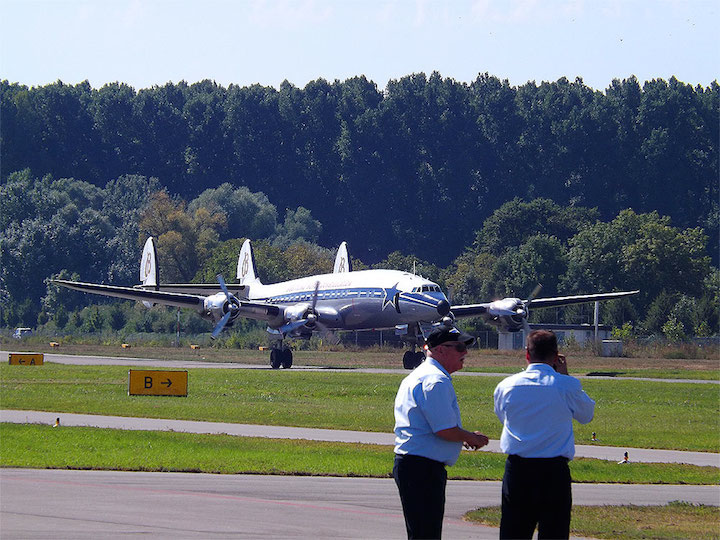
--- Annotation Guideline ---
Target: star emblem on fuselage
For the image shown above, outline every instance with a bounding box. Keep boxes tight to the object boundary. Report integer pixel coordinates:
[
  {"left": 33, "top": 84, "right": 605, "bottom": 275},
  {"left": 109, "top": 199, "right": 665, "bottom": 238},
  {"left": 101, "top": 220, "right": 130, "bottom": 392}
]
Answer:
[{"left": 381, "top": 283, "right": 401, "bottom": 311}]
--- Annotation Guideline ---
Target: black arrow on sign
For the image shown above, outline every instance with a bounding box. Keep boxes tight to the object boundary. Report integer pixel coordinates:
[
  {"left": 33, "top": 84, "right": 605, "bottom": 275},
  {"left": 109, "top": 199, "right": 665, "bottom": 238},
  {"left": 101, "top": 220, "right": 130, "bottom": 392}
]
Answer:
[{"left": 162, "top": 379, "right": 172, "bottom": 387}]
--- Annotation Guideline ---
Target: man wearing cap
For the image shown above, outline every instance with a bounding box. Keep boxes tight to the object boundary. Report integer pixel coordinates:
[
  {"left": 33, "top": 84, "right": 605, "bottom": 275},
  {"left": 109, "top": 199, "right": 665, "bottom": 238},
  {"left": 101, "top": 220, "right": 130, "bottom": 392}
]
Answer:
[
  {"left": 494, "top": 330, "right": 595, "bottom": 539},
  {"left": 393, "top": 326, "right": 489, "bottom": 539}
]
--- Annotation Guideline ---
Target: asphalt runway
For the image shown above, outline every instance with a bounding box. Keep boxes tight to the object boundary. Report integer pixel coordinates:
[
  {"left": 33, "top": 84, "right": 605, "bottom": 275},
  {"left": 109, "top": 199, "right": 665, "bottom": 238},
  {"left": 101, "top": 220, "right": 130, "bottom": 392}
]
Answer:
[{"left": 2, "top": 468, "right": 718, "bottom": 539}]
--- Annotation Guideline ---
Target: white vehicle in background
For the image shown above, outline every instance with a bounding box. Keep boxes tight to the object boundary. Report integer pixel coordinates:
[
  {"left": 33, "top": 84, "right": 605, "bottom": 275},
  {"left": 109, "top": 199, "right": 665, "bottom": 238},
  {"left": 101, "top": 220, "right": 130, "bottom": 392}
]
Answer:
[{"left": 13, "top": 327, "right": 33, "bottom": 339}]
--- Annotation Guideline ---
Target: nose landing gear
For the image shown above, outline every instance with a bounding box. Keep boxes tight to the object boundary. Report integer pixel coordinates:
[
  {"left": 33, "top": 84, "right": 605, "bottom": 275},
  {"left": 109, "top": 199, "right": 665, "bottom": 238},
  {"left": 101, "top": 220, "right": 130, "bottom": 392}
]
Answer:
[
  {"left": 270, "top": 346, "right": 293, "bottom": 369},
  {"left": 402, "top": 349, "right": 425, "bottom": 370}
]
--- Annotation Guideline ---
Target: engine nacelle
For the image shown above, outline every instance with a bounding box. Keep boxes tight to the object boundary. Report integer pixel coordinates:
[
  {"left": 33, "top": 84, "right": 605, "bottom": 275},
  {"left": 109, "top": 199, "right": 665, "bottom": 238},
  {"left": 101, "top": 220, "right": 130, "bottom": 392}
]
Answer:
[
  {"left": 484, "top": 298, "right": 527, "bottom": 332},
  {"left": 283, "top": 303, "right": 313, "bottom": 324},
  {"left": 203, "top": 292, "right": 239, "bottom": 325}
]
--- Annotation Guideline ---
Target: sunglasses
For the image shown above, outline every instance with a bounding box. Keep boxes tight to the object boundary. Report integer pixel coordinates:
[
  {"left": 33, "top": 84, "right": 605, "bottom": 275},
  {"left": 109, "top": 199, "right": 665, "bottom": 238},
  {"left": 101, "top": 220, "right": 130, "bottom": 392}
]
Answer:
[{"left": 437, "top": 343, "right": 467, "bottom": 353}]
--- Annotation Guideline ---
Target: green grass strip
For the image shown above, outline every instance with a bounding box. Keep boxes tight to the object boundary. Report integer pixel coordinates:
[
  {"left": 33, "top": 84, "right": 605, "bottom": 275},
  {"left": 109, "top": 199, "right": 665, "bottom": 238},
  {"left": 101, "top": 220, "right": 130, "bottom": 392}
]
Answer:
[
  {"left": 2, "top": 364, "right": 718, "bottom": 452},
  {"left": 2, "top": 424, "right": 718, "bottom": 484},
  {"left": 465, "top": 501, "right": 719, "bottom": 539}
]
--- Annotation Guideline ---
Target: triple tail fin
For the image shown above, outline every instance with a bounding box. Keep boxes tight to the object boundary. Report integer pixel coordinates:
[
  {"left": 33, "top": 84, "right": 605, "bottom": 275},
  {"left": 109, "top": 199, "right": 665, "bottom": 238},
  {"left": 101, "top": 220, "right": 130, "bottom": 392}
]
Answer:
[
  {"left": 237, "top": 239, "right": 262, "bottom": 285},
  {"left": 140, "top": 237, "right": 158, "bottom": 307},
  {"left": 333, "top": 241, "right": 353, "bottom": 273}
]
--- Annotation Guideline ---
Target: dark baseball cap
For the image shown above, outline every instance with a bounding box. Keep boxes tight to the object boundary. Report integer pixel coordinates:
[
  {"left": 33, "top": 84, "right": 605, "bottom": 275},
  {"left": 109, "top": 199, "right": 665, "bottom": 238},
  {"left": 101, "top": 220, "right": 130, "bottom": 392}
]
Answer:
[{"left": 425, "top": 326, "right": 476, "bottom": 348}]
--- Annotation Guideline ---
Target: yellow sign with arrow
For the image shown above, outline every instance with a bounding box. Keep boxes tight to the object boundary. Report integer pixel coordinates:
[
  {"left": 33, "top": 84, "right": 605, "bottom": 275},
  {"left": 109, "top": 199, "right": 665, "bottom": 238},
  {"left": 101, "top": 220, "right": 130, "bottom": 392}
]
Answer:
[{"left": 128, "top": 370, "right": 188, "bottom": 396}]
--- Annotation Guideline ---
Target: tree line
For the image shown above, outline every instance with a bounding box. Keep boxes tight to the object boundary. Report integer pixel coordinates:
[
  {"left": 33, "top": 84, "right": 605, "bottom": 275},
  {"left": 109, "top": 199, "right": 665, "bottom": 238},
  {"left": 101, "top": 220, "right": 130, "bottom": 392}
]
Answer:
[
  {"left": 2, "top": 73, "right": 717, "bottom": 266},
  {"left": 1, "top": 170, "right": 715, "bottom": 341}
]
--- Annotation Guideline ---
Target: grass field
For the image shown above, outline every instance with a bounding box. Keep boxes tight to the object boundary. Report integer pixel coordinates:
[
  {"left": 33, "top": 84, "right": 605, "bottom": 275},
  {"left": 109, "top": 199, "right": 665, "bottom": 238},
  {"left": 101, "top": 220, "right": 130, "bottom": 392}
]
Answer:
[
  {"left": 465, "top": 502, "right": 720, "bottom": 539},
  {"left": 2, "top": 423, "right": 718, "bottom": 485},
  {"left": 1, "top": 362, "right": 718, "bottom": 452}
]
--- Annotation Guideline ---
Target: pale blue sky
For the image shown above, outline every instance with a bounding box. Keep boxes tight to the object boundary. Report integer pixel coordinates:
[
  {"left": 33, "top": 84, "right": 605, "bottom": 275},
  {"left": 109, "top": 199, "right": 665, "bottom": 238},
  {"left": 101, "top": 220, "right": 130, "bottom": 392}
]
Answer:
[{"left": 1, "top": 0, "right": 717, "bottom": 92}]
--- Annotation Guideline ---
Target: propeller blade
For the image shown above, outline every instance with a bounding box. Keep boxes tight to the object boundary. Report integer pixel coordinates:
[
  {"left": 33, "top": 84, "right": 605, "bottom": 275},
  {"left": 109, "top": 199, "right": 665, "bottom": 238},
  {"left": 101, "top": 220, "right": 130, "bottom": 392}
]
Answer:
[
  {"left": 211, "top": 311, "right": 233, "bottom": 339},
  {"left": 521, "top": 284, "right": 543, "bottom": 332},
  {"left": 527, "top": 284, "right": 543, "bottom": 303},
  {"left": 279, "top": 319, "right": 309, "bottom": 334},
  {"left": 311, "top": 281, "right": 320, "bottom": 311},
  {"left": 217, "top": 274, "right": 230, "bottom": 297},
  {"left": 316, "top": 321, "right": 340, "bottom": 345}
]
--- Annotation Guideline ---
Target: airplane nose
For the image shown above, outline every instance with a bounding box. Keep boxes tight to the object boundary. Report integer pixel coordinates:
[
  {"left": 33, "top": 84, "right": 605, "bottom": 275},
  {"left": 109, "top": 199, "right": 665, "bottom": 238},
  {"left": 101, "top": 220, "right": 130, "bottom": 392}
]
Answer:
[{"left": 436, "top": 299, "right": 450, "bottom": 317}]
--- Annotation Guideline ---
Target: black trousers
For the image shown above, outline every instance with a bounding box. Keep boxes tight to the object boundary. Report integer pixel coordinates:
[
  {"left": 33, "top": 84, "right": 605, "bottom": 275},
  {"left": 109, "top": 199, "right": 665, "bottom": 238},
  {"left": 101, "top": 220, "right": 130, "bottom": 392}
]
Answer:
[
  {"left": 393, "top": 454, "right": 447, "bottom": 539},
  {"left": 500, "top": 455, "right": 572, "bottom": 540}
]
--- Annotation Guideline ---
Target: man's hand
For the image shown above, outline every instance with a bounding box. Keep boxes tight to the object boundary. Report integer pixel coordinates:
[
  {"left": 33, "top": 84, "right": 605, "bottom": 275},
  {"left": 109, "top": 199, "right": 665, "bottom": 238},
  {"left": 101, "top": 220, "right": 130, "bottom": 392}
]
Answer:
[
  {"left": 554, "top": 354, "right": 569, "bottom": 375},
  {"left": 463, "top": 431, "right": 490, "bottom": 450},
  {"left": 436, "top": 426, "right": 490, "bottom": 450}
]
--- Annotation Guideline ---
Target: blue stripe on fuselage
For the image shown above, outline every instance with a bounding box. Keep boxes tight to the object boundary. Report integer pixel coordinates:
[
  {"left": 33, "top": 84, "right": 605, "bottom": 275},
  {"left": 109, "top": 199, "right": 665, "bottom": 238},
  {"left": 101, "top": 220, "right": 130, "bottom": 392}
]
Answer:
[{"left": 257, "top": 288, "right": 445, "bottom": 308}]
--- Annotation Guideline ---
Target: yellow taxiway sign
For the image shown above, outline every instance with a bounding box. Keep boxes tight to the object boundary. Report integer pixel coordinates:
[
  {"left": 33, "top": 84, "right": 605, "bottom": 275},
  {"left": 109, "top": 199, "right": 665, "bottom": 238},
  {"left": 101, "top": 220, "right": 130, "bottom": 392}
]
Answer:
[
  {"left": 8, "top": 353, "right": 44, "bottom": 365},
  {"left": 128, "top": 370, "right": 188, "bottom": 396}
]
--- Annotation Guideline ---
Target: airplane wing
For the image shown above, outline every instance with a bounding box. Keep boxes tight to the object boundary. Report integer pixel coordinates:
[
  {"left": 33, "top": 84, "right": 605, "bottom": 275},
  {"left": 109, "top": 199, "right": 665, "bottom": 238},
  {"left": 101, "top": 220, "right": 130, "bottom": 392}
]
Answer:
[
  {"left": 135, "top": 283, "right": 247, "bottom": 296},
  {"left": 51, "top": 280, "right": 280, "bottom": 322},
  {"left": 526, "top": 290, "right": 640, "bottom": 309},
  {"left": 450, "top": 290, "right": 639, "bottom": 319}
]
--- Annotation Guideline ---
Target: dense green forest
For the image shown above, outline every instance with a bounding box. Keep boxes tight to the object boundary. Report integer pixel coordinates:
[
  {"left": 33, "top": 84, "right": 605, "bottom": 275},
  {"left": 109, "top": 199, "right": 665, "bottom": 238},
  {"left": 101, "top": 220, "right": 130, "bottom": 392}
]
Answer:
[{"left": 1, "top": 73, "right": 717, "bottom": 339}]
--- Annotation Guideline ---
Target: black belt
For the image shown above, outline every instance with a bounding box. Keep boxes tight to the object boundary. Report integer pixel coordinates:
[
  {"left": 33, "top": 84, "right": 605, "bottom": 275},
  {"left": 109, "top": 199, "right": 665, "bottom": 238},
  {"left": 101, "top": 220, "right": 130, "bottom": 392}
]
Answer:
[
  {"left": 395, "top": 453, "right": 445, "bottom": 467},
  {"left": 508, "top": 454, "right": 569, "bottom": 463}
]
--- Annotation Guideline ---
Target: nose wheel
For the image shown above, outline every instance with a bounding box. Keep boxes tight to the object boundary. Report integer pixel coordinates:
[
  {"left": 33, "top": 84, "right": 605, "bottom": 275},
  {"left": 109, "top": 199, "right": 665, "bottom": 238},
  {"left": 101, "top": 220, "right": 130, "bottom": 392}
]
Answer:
[
  {"left": 270, "top": 347, "right": 293, "bottom": 369},
  {"left": 402, "top": 350, "right": 425, "bottom": 370}
]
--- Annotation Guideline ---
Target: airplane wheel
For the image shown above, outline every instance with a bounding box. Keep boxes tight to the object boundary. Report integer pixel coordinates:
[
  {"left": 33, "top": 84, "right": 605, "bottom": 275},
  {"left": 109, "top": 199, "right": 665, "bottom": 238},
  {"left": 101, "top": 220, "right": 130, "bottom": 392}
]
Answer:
[
  {"left": 270, "top": 349, "right": 282, "bottom": 369},
  {"left": 413, "top": 351, "right": 425, "bottom": 368},
  {"left": 281, "top": 348, "right": 293, "bottom": 369},
  {"left": 402, "top": 351, "right": 415, "bottom": 370}
]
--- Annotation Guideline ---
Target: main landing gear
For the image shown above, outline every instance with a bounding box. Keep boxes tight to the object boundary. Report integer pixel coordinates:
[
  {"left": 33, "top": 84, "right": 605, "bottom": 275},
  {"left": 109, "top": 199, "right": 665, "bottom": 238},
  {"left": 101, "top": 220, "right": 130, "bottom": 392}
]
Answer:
[{"left": 270, "top": 346, "right": 293, "bottom": 369}]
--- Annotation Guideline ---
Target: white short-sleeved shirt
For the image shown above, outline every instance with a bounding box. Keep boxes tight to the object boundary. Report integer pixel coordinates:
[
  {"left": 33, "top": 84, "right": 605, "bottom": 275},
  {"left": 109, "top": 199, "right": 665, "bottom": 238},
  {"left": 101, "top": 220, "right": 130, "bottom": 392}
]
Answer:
[
  {"left": 394, "top": 358, "right": 463, "bottom": 466},
  {"left": 493, "top": 363, "right": 595, "bottom": 459}
]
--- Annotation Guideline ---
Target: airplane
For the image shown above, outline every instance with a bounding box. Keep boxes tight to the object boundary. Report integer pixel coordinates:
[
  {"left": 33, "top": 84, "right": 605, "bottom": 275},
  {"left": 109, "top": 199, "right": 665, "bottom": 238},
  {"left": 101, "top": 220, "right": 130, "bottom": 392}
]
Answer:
[{"left": 53, "top": 237, "right": 639, "bottom": 369}]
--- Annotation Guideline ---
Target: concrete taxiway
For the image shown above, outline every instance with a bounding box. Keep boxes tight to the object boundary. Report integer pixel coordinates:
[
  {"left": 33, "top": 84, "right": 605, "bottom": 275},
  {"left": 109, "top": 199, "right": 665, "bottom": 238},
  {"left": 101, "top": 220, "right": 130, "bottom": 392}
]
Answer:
[{"left": 2, "top": 468, "right": 718, "bottom": 539}]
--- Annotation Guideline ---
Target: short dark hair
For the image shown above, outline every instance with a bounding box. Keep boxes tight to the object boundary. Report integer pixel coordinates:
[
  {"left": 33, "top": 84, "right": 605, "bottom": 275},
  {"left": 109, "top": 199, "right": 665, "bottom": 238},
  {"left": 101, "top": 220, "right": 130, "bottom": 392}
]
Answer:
[{"left": 526, "top": 330, "right": 558, "bottom": 361}]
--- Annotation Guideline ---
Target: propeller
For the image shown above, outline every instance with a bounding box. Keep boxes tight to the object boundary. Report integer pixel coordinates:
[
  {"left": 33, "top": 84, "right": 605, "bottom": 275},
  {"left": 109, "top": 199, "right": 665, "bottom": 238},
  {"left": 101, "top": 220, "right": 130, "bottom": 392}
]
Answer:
[
  {"left": 279, "top": 281, "right": 340, "bottom": 344},
  {"left": 211, "top": 274, "right": 241, "bottom": 339},
  {"left": 522, "top": 284, "right": 543, "bottom": 336}
]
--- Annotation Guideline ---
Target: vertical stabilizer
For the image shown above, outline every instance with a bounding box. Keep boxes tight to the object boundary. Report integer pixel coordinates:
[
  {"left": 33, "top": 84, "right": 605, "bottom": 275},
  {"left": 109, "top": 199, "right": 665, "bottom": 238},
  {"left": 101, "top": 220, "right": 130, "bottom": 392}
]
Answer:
[
  {"left": 333, "top": 241, "right": 353, "bottom": 273},
  {"left": 237, "top": 239, "right": 261, "bottom": 285},
  {"left": 140, "top": 237, "right": 158, "bottom": 308}
]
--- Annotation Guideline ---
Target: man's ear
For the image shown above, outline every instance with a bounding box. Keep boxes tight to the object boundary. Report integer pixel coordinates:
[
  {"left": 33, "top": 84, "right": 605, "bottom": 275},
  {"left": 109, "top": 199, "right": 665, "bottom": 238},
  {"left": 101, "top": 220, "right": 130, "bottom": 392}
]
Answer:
[{"left": 525, "top": 349, "right": 530, "bottom": 362}]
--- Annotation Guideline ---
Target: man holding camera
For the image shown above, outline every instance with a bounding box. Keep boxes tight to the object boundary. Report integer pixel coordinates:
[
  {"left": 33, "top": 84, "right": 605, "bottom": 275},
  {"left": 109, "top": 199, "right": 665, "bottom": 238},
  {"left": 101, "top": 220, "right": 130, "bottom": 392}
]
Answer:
[{"left": 493, "top": 330, "right": 595, "bottom": 539}]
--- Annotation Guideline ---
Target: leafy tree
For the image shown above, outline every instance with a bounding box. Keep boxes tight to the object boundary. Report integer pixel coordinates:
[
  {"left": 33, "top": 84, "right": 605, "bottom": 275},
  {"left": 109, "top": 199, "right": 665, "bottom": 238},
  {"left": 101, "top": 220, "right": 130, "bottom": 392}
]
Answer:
[
  {"left": 486, "top": 234, "right": 567, "bottom": 300},
  {"left": 272, "top": 207, "right": 322, "bottom": 249},
  {"left": 475, "top": 198, "right": 598, "bottom": 256},
  {"left": 138, "top": 191, "right": 226, "bottom": 282},
  {"left": 192, "top": 238, "right": 247, "bottom": 283},
  {"left": 563, "top": 210, "right": 711, "bottom": 308},
  {"left": 188, "top": 183, "right": 278, "bottom": 240},
  {"left": 444, "top": 251, "right": 497, "bottom": 304},
  {"left": 282, "top": 242, "right": 333, "bottom": 279},
  {"left": 372, "top": 251, "right": 445, "bottom": 288}
]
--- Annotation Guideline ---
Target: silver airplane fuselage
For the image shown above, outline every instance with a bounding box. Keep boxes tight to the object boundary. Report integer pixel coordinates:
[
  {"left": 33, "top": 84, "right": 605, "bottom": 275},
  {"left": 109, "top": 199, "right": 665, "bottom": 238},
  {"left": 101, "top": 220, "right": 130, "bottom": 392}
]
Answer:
[{"left": 246, "top": 269, "right": 449, "bottom": 331}]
